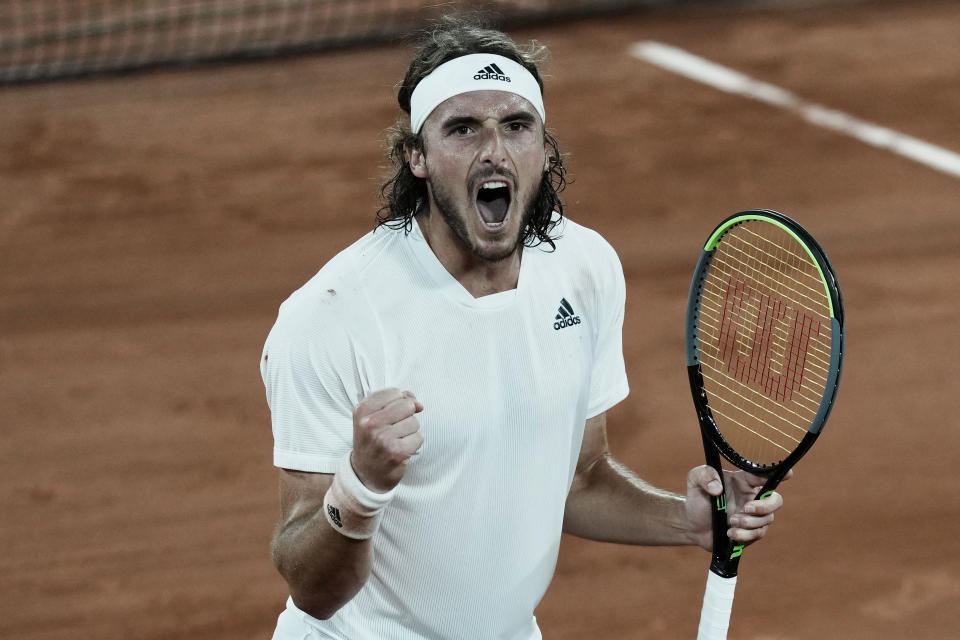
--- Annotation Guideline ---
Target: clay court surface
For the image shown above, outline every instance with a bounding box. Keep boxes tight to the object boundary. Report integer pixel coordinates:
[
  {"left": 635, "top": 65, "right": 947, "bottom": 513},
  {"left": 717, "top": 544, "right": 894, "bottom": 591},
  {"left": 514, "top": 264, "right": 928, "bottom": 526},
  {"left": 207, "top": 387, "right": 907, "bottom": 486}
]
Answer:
[{"left": 2, "top": 0, "right": 959, "bottom": 637}]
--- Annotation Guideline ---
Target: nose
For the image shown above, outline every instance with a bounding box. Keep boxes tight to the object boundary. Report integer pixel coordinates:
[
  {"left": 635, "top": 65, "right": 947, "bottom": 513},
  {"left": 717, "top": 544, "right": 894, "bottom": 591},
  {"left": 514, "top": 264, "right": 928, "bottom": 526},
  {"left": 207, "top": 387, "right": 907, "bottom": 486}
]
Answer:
[{"left": 478, "top": 125, "right": 507, "bottom": 167}]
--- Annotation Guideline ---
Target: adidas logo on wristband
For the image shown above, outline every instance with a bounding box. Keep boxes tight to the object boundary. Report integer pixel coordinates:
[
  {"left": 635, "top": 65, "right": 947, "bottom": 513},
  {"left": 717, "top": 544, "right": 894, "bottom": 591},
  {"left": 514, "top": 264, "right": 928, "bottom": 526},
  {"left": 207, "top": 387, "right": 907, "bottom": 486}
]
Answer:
[{"left": 327, "top": 504, "right": 343, "bottom": 528}]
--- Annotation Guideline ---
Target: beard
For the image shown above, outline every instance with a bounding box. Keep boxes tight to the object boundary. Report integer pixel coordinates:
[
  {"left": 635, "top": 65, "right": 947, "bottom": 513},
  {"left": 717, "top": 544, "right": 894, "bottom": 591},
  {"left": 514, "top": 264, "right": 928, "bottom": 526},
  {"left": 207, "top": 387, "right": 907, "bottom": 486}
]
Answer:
[{"left": 427, "top": 175, "right": 540, "bottom": 263}]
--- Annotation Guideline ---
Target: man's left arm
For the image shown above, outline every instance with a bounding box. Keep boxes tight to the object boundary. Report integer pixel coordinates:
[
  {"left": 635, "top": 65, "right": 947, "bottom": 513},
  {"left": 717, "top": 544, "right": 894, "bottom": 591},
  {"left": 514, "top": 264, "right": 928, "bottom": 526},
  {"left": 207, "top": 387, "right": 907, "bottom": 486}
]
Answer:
[{"left": 563, "top": 413, "right": 784, "bottom": 550}]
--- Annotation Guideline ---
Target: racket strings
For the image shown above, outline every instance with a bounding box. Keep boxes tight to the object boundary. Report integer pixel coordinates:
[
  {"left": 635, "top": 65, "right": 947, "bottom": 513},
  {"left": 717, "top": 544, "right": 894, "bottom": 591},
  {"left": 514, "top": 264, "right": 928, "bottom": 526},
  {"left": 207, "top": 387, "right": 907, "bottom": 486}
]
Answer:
[
  {"left": 699, "top": 364, "right": 811, "bottom": 436},
  {"left": 699, "top": 289, "right": 833, "bottom": 373},
  {"left": 722, "top": 227, "right": 828, "bottom": 315},
  {"left": 696, "top": 221, "right": 833, "bottom": 465}
]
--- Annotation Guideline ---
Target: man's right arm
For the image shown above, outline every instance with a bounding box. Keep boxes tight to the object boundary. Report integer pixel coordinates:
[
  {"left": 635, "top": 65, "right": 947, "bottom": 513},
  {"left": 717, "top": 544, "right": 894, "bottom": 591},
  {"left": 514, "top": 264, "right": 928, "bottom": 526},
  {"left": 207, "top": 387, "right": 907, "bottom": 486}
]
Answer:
[
  {"left": 270, "top": 469, "right": 372, "bottom": 619},
  {"left": 269, "top": 388, "right": 425, "bottom": 620}
]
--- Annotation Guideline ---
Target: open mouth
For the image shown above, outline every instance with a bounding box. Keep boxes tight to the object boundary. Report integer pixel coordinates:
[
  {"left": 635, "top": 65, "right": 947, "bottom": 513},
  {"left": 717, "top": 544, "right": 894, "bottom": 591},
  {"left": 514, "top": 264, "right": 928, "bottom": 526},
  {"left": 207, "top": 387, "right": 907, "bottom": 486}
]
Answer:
[{"left": 476, "top": 180, "right": 512, "bottom": 226}]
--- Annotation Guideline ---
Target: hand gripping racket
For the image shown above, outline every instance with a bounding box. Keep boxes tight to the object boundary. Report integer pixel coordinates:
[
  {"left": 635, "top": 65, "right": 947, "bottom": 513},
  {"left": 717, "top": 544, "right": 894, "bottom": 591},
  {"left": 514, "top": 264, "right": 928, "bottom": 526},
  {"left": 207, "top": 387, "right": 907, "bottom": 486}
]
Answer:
[{"left": 686, "top": 210, "right": 844, "bottom": 639}]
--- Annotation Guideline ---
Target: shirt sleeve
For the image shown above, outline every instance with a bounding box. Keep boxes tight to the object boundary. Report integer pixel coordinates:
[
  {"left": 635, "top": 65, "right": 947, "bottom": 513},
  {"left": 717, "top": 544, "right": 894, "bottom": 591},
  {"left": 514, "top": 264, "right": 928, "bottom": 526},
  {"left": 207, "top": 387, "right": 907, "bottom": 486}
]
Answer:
[
  {"left": 586, "top": 234, "right": 630, "bottom": 418},
  {"left": 260, "top": 282, "right": 376, "bottom": 473}
]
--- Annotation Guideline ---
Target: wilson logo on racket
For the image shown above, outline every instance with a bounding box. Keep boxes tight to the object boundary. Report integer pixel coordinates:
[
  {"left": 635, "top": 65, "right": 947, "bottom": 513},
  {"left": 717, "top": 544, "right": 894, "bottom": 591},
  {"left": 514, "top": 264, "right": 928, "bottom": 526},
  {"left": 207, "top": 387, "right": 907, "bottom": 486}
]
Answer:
[{"left": 717, "top": 277, "right": 823, "bottom": 403}]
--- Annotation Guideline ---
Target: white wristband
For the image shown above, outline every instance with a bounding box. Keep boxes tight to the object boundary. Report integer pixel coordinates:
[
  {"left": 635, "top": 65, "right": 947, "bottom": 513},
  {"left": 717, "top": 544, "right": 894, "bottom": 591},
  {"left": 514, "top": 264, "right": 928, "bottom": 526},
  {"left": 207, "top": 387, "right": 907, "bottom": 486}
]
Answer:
[{"left": 322, "top": 453, "right": 397, "bottom": 540}]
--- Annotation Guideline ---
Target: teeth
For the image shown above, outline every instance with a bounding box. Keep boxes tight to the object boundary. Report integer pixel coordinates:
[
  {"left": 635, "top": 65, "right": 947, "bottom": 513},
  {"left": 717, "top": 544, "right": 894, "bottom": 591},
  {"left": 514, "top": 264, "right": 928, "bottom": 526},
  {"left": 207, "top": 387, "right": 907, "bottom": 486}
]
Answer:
[{"left": 480, "top": 181, "right": 508, "bottom": 190}]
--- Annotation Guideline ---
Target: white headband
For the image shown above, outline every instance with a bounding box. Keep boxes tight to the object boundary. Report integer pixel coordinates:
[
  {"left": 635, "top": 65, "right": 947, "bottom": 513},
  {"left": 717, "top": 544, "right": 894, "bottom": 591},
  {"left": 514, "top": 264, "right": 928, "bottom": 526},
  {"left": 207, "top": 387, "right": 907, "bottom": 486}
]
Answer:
[{"left": 409, "top": 53, "right": 545, "bottom": 134}]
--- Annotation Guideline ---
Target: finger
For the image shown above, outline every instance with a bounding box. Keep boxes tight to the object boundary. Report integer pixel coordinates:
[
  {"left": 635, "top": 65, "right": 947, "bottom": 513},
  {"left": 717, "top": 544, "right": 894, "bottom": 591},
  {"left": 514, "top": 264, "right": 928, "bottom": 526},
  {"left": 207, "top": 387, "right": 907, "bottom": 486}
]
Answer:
[
  {"left": 743, "top": 491, "right": 783, "bottom": 516},
  {"left": 361, "top": 395, "right": 421, "bottom": 429},
  {"left": 387, "top": 414, "right": 421, "bottom": 440},
  {"left": 371, "top": 413, "right": 422, "bottom": 458},
  {"left": 356, "top": 388, "right": 408, "bottom": 420},
  {"left": 376, "top": 422, "right": 423, "bottom": 463},
  {"left": 401, "top": 390, "right": 425, "bottom": 413},
  {"left": 398, "top": 430, "right": 425, "bottom": 459},
  {"left": 728, "top": 523, "right": 769, "bottom": 544},
  {"left": 728, "top": 511, "right": 775, "bottom": 531},
  {"left": 366, "top": 416, "right": 423, "bottom": 464}
]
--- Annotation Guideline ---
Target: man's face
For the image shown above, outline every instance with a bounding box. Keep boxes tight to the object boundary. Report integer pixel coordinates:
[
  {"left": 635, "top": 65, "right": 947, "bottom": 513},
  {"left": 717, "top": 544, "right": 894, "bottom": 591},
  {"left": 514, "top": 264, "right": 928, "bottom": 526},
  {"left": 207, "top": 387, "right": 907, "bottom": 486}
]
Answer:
[{"left": 408, "top": 90, "right": 549, "bottom": 263}]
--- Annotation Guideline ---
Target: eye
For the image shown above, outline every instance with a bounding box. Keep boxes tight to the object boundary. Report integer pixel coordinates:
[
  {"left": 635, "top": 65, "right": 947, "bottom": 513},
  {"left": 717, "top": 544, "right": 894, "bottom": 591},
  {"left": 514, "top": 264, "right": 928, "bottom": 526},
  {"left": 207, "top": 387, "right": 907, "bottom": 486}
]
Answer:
[
  {"left": 451, "top": 125, "right": 473, "bottom": 136},
  {"left": 507, "top": 121, "right": 530, "bottom": 132}
]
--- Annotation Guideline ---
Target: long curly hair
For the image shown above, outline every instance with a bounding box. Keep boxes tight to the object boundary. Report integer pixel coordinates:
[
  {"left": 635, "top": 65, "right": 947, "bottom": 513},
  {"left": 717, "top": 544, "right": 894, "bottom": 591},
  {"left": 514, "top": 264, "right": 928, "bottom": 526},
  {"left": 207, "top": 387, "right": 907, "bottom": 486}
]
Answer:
[{"left": 375, "top": 16, "right": 568, "bottom": 250}]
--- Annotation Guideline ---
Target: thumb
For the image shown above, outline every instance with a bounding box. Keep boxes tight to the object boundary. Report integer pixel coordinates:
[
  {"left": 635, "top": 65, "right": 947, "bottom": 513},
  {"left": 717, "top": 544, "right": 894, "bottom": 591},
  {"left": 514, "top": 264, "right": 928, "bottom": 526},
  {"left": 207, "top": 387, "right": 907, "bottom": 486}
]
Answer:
[{"left": 688, "top": 465, "right": 723, "bottom": 497}]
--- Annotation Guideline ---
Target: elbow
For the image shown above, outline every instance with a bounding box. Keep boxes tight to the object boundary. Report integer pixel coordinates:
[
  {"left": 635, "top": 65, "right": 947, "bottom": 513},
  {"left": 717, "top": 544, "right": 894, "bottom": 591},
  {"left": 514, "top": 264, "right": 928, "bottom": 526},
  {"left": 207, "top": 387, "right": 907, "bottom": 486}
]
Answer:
[
  {"left": 289, "top": 591, "right": 347, "bottom": 621},
  {"left": 270, "top": 514, "right": 370, "bottom": 620},
  {"left": 275, "top": 559, "right": 361, "bottom": 621},
  {"left": 273, "top": 548, "right": 365, "bottom": 621}
]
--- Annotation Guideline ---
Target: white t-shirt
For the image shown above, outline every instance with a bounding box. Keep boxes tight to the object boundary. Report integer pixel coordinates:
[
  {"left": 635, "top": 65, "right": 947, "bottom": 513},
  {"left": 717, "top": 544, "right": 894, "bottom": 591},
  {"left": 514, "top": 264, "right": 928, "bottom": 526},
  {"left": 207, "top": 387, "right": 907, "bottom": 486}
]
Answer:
[{"left": 261, "top": 216, "right": 629, "bottom": 640}]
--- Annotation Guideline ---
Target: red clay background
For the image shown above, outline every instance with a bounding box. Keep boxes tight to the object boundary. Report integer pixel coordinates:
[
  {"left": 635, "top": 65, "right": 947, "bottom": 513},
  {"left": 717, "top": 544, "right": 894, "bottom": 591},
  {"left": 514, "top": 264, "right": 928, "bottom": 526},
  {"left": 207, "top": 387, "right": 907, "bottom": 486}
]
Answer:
[{"left": 3, "top": 1, "right": 959, "bottom": 638}]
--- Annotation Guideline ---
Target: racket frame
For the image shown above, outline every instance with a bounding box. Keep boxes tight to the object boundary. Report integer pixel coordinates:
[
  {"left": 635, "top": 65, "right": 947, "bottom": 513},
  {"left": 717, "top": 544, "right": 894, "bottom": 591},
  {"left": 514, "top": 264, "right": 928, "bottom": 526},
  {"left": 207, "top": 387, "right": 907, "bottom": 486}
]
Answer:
[{"left": 685, "top": 209, "right": 844, "bottom": 578}]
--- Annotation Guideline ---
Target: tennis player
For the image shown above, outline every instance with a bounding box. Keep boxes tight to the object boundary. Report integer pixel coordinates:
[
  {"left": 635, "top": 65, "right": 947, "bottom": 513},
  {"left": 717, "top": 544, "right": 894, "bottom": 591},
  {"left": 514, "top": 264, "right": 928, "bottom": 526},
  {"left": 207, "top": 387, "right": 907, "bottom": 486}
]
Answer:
[{"left": 260, "top": 16, "right": 785, "bottom": 640}]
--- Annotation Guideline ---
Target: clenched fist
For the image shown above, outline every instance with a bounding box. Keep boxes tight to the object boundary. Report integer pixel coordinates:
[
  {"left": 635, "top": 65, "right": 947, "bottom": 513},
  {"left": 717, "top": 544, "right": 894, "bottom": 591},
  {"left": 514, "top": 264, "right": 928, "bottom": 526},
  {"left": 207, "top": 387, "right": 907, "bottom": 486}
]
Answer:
[{"left": 351, "top": 388, "right": 424, "bottom": 493}]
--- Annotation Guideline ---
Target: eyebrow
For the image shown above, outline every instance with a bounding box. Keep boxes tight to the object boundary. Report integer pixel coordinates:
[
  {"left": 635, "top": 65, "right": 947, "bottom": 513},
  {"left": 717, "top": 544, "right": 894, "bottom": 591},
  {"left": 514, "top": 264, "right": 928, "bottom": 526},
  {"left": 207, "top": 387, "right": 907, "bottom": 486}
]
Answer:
[
  {"left": 440, "top": 115, "right": 481, "bottom": 130},
  {"left": 502, "top": 111, "right": 538, "bottom": 125},
  {"left": 439, "top": 110, "right": 539, "bottom": 130}
]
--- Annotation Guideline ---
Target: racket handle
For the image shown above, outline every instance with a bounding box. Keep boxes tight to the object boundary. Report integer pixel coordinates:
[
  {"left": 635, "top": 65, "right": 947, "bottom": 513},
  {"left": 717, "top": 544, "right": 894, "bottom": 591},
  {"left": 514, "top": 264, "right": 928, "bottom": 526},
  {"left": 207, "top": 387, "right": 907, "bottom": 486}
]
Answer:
[{"left": 697, "top": 571, "right": 737, "bottom": 640}]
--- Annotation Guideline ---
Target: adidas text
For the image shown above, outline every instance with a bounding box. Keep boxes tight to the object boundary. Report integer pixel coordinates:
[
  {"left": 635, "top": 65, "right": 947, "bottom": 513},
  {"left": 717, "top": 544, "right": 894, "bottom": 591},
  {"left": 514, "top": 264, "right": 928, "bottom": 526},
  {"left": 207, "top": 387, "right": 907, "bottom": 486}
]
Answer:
[
  {"left": 475, "top": 63, "right": 511, "bottom": 82},
  {"left": 474, "top": 72, "right": 511, "bottom": 82},
  {"left": 554, "top": 316, "right": 581, "bottom": 331}
]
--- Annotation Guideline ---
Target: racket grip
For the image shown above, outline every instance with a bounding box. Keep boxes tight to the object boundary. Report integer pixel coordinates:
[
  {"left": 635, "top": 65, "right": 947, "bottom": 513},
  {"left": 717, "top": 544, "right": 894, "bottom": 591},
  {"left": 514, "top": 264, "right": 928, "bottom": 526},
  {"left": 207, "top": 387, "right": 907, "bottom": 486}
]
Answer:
[{"left": 697, "top": 571, "right": 737, "bottom": 640}]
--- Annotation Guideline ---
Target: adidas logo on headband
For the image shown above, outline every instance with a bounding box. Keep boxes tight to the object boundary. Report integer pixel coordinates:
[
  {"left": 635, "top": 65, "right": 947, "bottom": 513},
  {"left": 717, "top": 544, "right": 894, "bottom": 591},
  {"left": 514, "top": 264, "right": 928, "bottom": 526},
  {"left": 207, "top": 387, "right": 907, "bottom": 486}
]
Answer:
[{"left": 474, "top": 62, "right": 511, "bottom": 83}]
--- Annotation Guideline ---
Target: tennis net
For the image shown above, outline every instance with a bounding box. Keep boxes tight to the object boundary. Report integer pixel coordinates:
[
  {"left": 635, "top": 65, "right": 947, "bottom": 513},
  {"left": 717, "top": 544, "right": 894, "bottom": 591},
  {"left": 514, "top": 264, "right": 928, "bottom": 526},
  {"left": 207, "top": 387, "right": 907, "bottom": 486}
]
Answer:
[{"left": 0, "top": 0, "right": 669, "bottom": 84}]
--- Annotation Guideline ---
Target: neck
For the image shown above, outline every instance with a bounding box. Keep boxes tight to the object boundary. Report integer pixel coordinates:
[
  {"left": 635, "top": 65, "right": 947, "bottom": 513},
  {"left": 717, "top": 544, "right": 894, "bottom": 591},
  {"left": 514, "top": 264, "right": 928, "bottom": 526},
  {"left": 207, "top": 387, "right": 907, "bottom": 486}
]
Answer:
[{"left": 417, "top": 212, "right": 522, "bottom": 298}]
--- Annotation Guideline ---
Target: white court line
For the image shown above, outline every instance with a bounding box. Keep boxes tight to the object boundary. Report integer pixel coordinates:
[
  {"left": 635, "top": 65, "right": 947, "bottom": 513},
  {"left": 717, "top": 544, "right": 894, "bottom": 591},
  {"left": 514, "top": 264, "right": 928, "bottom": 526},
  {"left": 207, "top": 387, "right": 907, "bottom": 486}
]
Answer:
[{"left": 630, "top": 41, "right": 960, "bottom": 178}]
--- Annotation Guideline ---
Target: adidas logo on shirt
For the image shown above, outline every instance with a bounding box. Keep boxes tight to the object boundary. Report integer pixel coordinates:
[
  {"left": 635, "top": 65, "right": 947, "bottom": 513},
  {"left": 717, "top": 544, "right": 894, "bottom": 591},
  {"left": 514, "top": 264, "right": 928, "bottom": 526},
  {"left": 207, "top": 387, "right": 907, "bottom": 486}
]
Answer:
[
  {"left": 474, "top": 62, "right": 511, "bottom": 82},
  {"left": 553, "top": 298, "right": 582, "bottom": 331}
]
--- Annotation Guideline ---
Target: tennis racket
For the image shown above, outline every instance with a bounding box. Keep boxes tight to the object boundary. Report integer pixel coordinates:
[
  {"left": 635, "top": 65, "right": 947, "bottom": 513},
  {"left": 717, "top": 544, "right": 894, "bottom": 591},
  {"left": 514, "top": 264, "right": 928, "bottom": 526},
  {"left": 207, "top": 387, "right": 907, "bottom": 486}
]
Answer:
[{"left": 686, "top": 210, "right": 844, "bottom": 639}]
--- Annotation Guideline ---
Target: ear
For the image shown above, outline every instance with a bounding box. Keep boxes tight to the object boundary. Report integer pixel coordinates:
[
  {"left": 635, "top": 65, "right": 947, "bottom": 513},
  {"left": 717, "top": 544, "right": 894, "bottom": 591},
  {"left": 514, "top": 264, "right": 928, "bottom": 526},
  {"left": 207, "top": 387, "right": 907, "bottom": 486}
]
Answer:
[
  {"left": 543, "top": 141, "right": 553, "bottom": 174},
  {"left": 406, "top": 143, "right": 429, "bottom": 179}
]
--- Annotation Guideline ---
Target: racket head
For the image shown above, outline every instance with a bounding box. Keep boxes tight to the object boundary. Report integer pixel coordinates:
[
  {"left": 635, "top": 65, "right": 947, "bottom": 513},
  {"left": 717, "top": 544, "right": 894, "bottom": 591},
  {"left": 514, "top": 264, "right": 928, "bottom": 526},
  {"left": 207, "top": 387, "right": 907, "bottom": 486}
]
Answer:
[{"left": 686, "top": 210, "right": 844, "bottom": 476}]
